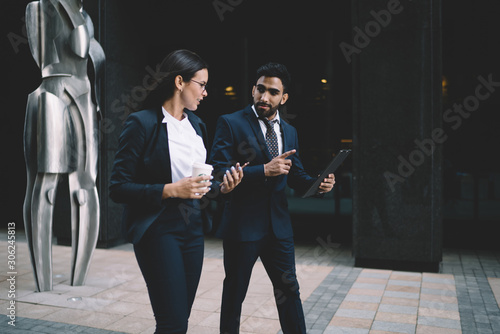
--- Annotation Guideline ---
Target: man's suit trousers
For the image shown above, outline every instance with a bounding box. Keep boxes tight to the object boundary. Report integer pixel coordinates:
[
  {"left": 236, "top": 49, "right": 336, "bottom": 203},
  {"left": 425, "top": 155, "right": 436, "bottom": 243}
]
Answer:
[{"left": 220, "top": 235, "right": 306, "bottom": 334}]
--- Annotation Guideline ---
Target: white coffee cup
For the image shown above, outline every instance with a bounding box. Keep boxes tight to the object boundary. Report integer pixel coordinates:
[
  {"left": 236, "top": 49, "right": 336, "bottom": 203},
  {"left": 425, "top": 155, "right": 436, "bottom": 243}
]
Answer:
[{"left": 192, "top": 162, "right": 213, "bottom": 180}]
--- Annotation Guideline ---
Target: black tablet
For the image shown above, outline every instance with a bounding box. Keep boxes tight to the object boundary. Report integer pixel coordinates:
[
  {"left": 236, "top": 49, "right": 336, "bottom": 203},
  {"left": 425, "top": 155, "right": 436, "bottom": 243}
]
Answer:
[{"left": 301, "top": 149, "right": 351, "bottom": 198}]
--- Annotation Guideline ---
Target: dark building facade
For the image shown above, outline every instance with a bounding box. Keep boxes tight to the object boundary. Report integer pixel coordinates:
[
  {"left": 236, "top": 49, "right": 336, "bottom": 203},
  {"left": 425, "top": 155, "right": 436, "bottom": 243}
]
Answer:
[{"left": 3, "top": 0, "right": 500, "bottom": 270}]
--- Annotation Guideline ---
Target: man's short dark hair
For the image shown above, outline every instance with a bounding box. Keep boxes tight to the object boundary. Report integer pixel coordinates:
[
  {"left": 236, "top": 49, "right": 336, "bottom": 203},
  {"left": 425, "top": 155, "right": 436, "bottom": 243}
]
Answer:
[{"left": 256, "top": 62, "right": 291, "bottom": 93}]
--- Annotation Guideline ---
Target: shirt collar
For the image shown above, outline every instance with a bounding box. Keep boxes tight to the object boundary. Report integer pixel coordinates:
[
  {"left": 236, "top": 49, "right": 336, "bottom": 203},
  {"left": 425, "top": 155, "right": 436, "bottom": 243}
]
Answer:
[
  {"left": 162, "top": 106, "right": 188, "bottom": 123},
  {"left": 251, "top": 105, "right": 280, "bottom": 124}
]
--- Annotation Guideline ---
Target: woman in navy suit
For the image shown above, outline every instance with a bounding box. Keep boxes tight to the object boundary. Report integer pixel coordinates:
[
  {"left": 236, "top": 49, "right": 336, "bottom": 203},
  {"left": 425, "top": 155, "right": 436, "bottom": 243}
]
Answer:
[{"left": 110, "top": 49, "right": 244, "bottom": 334}]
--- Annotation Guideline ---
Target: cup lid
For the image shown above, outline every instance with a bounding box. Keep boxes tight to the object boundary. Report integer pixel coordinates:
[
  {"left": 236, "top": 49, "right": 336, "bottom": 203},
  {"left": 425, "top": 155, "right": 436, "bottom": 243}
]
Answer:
[{"left": 192, "top": 162, "right": 213, "bottom": 169}]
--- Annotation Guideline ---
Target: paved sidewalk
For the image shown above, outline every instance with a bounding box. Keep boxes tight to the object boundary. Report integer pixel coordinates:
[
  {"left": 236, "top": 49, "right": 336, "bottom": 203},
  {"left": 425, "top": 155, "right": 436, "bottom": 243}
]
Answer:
[{"left": 1, "top": 231, "right": 500, "bottom": 334}]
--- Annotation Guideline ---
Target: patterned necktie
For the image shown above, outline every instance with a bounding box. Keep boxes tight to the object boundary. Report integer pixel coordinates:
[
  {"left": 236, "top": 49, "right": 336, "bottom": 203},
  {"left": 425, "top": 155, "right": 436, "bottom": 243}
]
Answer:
[{"left": 261, "top": 118, "right": 279, "bottom": 158}]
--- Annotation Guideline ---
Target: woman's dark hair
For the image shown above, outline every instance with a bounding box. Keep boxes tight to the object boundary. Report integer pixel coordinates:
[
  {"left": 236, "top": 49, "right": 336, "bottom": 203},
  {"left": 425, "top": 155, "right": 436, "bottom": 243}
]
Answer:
[
  {"left": 139, "top": 49, "right": 208, "bottom": 110},
  {"left": 255, "top": 62, "right": 291, "bottom": 93}
]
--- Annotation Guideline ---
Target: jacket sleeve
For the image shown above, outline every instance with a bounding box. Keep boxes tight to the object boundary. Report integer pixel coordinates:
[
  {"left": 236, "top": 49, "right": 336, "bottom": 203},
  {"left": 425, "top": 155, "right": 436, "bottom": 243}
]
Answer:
[
  {"left": 109, "top": 113, "right": 164, "bottom": 208},
  {"left": 286, "top": 127, "right": 317, "bottom": 196},
  {"left": 209, "top": 115, "right": 265, "bottom": 182}
]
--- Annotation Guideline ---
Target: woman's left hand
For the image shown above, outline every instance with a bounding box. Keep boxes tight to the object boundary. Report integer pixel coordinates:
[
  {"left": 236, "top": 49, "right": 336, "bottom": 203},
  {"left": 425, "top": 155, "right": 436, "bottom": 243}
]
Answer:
[{"left": 220, "top": 162, "right": 249, "bottom": 194}]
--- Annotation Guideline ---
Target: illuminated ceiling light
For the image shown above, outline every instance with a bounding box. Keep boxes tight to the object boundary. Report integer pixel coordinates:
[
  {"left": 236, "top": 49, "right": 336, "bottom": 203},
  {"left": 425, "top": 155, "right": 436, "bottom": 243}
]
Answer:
[
  {"left": 442, "top": 75, "right": 448, "bottom": 96},
  {"left": 225, "top": 86, "right": 234, "bottom": 92},
  {"left": 321, "top": 79, "right": 327, "bottom": 84},
  {"left": 442, "top": 76, "right": 448, "bottom": 88}
]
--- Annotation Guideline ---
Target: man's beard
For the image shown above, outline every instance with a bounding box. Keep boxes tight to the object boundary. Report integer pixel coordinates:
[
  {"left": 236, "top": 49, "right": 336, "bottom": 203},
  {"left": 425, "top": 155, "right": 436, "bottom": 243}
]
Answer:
[{"left": 255, "top": 102, "right": 279, "bottom": 119}]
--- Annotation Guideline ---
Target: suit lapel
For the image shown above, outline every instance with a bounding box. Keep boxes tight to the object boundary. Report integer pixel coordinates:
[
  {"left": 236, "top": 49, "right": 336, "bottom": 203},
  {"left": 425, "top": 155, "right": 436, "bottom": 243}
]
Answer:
[
  {"left": 154, "top": 108, "right": 172, "bottom": 182},
  {"left": 186, "top": 110, "right": 203, "bottom": 137},
  {"left": 280, "top": 119, "right": 292, "bottom": 152},
  {"left": 243, "top": 106, "right": 273, "bottom": 161},
  {"left": 186, "top": 110, "right": 211, "bottom": 159}
]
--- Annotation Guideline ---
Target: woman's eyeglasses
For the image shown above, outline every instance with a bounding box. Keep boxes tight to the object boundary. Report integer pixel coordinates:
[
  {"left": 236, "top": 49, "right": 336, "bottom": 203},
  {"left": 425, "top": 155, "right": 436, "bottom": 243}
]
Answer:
[{"left": 190, "top": 79, "right": 207, "bottom": 92}]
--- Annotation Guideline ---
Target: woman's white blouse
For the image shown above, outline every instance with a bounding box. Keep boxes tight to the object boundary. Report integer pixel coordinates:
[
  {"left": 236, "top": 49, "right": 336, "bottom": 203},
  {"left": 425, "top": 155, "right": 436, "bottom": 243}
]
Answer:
[{"left": 162, "top": 107, "right": 207, "bottom": 183}]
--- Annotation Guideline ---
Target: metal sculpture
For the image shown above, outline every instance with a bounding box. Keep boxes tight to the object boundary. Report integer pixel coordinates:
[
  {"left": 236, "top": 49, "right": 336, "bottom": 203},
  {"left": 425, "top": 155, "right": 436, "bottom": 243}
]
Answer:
[{"left": 23, "top": 0, "right": 105, "bottom": 292}]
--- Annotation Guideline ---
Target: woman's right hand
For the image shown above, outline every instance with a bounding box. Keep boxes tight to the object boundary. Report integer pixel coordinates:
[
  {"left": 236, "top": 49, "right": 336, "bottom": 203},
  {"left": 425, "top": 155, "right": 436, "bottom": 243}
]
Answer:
[{"left": 162, "top": 175, "right": 212, "bottom": 199}]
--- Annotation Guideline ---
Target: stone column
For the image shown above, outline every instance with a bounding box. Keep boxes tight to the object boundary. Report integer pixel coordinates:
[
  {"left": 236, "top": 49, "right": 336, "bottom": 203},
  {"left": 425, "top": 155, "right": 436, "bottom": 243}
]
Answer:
[{"left": 350, "top": 0, "right": 443, "bottom": 271}]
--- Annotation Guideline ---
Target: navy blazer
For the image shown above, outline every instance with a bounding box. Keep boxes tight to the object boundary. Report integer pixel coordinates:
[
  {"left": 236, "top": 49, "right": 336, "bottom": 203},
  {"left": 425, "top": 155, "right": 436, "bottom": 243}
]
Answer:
[
  {"left": 109, "top": 107, "right": 213, "bottom": 244},
  {"left": 209, "top": 105, "right": 316, "bottom": 242}
]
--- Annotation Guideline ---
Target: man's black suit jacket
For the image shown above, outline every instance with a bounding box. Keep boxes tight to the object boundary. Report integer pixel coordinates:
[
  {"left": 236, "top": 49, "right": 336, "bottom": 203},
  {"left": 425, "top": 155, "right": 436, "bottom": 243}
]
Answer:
[{"left": 209, "top": 105, "right": 316, "bottom": 242}]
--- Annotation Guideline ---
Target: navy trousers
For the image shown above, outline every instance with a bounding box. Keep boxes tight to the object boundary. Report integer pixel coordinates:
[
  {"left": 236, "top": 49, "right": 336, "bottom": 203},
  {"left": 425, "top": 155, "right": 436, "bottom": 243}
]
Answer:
[
  {"left": 134, "top": 199, "right": 204, "bottom": 334},
  {"left": 220, "top": 235, "right": 306, "bottom": 334}
]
